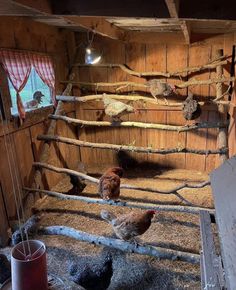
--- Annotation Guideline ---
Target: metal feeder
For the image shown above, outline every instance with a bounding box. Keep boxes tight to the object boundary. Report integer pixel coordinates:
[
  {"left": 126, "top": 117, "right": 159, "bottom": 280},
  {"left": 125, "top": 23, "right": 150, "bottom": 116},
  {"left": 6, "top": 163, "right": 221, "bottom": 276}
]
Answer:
[{"left": 11, "top": 240, "right": 48, "bottom": 290}]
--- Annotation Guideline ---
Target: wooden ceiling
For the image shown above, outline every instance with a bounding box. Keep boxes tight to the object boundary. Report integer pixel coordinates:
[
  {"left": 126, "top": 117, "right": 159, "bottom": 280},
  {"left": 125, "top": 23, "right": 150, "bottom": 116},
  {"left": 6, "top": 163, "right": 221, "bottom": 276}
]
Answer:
[{"left": 1, "top": 0, "right": 236, "bottom": 44}]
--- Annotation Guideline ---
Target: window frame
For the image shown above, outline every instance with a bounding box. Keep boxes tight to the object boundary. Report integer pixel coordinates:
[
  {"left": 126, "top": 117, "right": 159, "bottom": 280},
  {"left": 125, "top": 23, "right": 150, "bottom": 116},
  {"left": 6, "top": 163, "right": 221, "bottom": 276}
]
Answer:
[{"left": 0, "top": 49, "right": 56, "bottom": 125}]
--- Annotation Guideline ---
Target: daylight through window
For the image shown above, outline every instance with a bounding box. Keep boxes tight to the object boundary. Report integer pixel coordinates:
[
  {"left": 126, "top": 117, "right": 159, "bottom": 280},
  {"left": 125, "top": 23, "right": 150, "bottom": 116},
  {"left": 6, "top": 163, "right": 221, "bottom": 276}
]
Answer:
[{"left": 8, "top": 67, "right": 52, "bottom": 116}]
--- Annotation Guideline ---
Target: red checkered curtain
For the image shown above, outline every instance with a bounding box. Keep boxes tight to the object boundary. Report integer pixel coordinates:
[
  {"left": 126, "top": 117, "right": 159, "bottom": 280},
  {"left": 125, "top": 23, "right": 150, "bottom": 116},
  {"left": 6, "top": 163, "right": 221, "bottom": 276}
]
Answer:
[
  {"left": 31, "top": 54, "right": 56, "bottom": 106},
  {"left": 0, "top": 50, "right": 31, "bottom": 120}
]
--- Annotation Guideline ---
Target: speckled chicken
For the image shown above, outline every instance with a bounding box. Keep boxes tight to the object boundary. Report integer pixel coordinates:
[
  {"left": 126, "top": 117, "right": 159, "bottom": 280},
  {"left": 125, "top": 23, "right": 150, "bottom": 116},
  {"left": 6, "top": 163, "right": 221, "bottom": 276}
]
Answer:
[
  {"left": 69, "top": 253, "right": 113, "bottom": 290},
  {"left": 101, "top": 210, "right": 156, "bottom": 241},
  {"left": 102, "top": 94, "right": 136, "bottom": 121},
  {"left": 0, "top": 254, "right": 11, "bottom": 284},
  {"left": 146, "top": 80, "right": 176, "bottom": 104},
  {"left": 98, "top": 167, "right": 123, "bottom": 200},
  {"left": 11, "top": 215, "right": 40, "bottom": 246},
  {"left": 182, "top": 92, "right": 202, "bottom": 120}
]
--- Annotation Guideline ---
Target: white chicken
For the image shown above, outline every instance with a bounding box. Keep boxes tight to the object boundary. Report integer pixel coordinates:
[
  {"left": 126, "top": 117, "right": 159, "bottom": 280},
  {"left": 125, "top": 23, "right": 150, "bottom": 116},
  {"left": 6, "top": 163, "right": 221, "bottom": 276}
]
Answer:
[{"left": 102, "top": 94, "right": 136, "bottom": 122}]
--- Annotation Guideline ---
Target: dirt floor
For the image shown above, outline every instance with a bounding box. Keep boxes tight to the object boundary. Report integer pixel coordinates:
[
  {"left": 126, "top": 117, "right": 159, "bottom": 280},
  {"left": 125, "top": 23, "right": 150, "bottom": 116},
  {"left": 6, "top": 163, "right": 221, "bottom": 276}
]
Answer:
[{"left": 0, "top": 168, "right": 214, "bottom": 290}]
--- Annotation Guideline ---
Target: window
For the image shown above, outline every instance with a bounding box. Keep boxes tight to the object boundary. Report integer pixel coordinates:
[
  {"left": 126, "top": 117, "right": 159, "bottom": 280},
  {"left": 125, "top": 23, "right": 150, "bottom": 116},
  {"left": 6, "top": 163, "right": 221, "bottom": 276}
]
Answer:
[
  {"left": 8, "top": 67, "right": 52, "bottom": 116},
  {"left": 0, "top": 49, "right": 55, "bottom": 120}
]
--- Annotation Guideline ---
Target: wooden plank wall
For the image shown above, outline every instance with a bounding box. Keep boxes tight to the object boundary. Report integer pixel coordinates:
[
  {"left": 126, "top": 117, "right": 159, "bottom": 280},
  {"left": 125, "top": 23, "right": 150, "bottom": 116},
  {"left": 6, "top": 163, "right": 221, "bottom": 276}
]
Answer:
[
  {"left": 75, "top": 33, "right": 236, "bottom": 173},
  {"left": 0, "top": 17, "right": 80, "bottom": 237}
]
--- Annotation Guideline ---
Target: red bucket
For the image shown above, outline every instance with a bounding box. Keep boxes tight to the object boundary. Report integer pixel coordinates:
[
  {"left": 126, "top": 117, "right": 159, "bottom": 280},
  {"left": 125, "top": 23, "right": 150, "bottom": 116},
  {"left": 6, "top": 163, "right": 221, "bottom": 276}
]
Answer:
[{"left": 11, "top": 240, "right": 48, "bottom": 290}]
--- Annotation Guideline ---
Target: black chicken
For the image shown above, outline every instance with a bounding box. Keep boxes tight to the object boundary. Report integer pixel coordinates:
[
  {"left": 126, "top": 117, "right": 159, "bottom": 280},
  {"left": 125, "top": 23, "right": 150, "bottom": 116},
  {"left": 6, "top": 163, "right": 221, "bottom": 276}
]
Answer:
[
  {"left": 67, "top": 174, "right": 86, "bottom": 195},
  {"left": 0, "top": 254, "right": 11, "bottom": 284},
  {"left": 182, "top": 92, "right": 202, "bottom": 120},
  {"left": 69, "top": 253, "right": 113, "bottom": 290}
]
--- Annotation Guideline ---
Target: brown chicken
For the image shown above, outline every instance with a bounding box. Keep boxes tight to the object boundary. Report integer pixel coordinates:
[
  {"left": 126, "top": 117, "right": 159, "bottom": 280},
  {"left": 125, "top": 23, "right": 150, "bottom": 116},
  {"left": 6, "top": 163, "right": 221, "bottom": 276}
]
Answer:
[
  {"left": 101, "top": 209, "right": 156, "bottom": 241},
  {"left": 98, "top": 167, "right": 123, "bottom": 200},
  {"left": 146, "top": 80, "right": 176, "bottom": 104},
  {"left": 102, "top": 94, "right": 136, "bottom": 122}
]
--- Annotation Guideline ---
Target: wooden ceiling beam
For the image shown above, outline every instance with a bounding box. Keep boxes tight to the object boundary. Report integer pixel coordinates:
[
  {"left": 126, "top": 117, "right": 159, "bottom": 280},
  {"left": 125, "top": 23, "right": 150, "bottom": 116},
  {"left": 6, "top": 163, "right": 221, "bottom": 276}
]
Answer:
[
  {"left": 165, "top": 0, "right": 190, "bottom": 44},
  {"left": 63, "top": 16, "right": 126, "bottom": 41},
  {"left": 164, "top": 0, "right": 179, "bottom": 18},
  {"left": 125, "top": 31, "right": 185, "bottom": 44},
  {"left": 9, "top": 1, "right": 126, "bottom": 41},
  {"left": 9, "top": 0, "right": 51, "bottom": 14},
  {"left": 180, "top": 21, "right": 191, "bottom": 44}
]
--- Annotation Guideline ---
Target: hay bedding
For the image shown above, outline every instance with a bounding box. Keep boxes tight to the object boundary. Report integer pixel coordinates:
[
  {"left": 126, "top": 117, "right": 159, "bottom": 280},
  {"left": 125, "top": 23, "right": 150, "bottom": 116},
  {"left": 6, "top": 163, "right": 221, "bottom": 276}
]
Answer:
[{"left": 1, "top": 169, "right": 213, "bottom": 289}]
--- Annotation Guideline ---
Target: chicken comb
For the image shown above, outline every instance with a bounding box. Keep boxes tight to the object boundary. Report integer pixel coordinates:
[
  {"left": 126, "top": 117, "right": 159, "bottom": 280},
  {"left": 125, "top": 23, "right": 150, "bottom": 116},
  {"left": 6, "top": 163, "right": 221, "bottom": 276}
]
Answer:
[{"left": 147, "top": 210, "right": 157, "bottom": 215}]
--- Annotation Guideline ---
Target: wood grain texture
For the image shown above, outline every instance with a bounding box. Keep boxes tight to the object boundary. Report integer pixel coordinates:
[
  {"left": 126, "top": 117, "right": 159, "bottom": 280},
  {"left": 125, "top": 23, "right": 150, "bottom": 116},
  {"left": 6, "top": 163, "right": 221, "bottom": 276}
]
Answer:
[
  {"left": 104, "top": 39, "right": 126, "bottom": 166},
  {"left": 210, "top": 156, "right": 236, "bottom": 290},
  {"left": 205, "top": 111, "right": 219, "bottom": 172},
  {"left": 146, "top": 44, "right": 167, "bottom": 167},
  {"left": 75, "top": 35, "right": 231, "bottom": 172},
  {"left": 125, "top": 42, "right": 147, "bottom": 163},
  {"left": 0, "top": 136, "right": 17, "bottom": 217},
  {"left": 0, "top": 17, "right": 77, "bottom": 224},
  {"left": 166, "top": 45, "right": 188, "bottom": 168},
  {"left": 199, "top": 210, "right": 220, "bottom": 289},
  {"left": 186, "top": 45, "right": 211, "bottom": 171},
  {"left": 13, "top": 128, "right": 35, "bottom": 190},
  {"left": 0, "top": 183, "right": 9, "bottom": 246}
]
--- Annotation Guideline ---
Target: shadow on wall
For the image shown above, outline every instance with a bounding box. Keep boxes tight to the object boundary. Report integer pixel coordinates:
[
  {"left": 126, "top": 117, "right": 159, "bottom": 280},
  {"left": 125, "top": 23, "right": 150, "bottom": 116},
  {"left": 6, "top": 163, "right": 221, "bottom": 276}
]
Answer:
[{"left": 116, "top": 150, "right": 174, "bottom": 172}]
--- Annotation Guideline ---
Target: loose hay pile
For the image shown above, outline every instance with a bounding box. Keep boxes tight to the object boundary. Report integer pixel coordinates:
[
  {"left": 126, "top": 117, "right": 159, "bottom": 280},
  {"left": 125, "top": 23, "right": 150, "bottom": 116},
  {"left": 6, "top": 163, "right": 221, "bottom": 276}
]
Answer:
[{"left": 2, "top": 168, "right": 213, "bottom": 289}]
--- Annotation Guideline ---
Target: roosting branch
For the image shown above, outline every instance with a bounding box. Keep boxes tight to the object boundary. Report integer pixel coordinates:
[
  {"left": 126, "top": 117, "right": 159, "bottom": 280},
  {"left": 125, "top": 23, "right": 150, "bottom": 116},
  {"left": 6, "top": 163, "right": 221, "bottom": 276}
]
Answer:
[
  {"left": 56, "top": 94, "right": 229, "bottom": 107},
  {"left": 215, "top": 50, "right": 229, "bottom": 164},
  {"left": 121, "top": 181, "right": 211, "bottom": 194},
  {"left": 60, "top": 80, "right": 147, "bottom": 89},
  {"left": 38, "top": 225, "right": 200, "bottom": 264},
  {"left": 23, "top": 187, "right": 214, "bottom": 215},
  {"left": 33, "top": 162, "right": 210, "bottom": 206},
  {"left": 37, "top": 135, "right": 228, "bottom": 156},
  {"left": 177, "top": 77, "right": 235, "bottom": 89},
  {"left": 49, "top": 114, "right": 228, "bottom": 132},
  {"left": 33, "top": 162, "right": 98, "bottom": 184},
  {"left": 74, "top": 59, "right": 228, "bottom": 78}
]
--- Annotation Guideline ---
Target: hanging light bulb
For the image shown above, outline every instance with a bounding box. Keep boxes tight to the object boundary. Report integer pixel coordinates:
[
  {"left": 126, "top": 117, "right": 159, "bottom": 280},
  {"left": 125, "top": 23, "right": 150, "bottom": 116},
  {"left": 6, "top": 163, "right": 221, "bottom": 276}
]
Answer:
[
  {"left": 85, "top": 46, "right": 102, "bottom": 65},
  {"left": 85, "top": 30, "right": 102, "bottom": 65}
]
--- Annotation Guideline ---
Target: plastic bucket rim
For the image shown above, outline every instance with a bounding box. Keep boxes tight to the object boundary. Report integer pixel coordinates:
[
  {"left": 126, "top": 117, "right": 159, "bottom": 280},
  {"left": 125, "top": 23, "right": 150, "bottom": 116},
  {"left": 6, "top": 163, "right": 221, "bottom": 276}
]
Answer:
[{"left": 11, "top": 239, "right": 46, "bottom": 263}]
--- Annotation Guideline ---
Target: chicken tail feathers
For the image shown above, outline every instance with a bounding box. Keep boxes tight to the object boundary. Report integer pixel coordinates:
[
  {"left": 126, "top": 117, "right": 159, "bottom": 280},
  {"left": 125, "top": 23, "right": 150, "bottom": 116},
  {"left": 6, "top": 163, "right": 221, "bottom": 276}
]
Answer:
[{"left": 101, "top": 210, "right": 116, "bottom": 223}]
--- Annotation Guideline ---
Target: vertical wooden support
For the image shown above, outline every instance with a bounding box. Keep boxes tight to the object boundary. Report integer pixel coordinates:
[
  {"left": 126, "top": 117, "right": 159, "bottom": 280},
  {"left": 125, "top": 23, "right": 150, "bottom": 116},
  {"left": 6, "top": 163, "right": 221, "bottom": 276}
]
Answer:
[
  {"left": 24, "top": 76, "right": 75, "bottom": 217},
  {"left": 23, "top": 100, "right": 65, "bottom": 217},
  {"left": 216, "top": 49, "right": 228, "bottom": 164},
  {"left": 32, "top": 100, "right": 65, "bottom": 190},
  {"left": 0, "top": 65, "right": 12, "bottom": 121},
  {"left": 0, "top": 183, "right": 10, "bottom": 246}
]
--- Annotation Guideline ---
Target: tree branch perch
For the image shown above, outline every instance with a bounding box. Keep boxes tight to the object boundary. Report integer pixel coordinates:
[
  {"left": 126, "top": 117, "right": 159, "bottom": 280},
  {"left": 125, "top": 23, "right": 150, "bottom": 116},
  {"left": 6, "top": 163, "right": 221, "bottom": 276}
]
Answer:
[
  {"left": 23, "top": 187, "right": 214, "bottom": 215},
  {"left": 37, "top": 135, "right": 228, "bottom": 156},
  {"left": 38, "top": 225, "right": 200, "bottom": 264},
  {"left": 74, "top": 59, "right": 228, "bottom": 78},
  {"left": 56, "top": 94, "right": 229, "bottom": 107},
  {"left": 33, "top": 162, "right": 210, "bottom": 194},
  {"left": 48, "top": 114, "right": 228, "bottom": 132}
]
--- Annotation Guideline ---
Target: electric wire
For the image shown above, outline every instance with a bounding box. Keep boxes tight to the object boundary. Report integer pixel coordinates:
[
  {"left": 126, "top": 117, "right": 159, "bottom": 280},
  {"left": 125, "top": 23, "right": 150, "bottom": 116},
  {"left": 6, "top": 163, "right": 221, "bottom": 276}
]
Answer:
[{"left": 0, "top": 97, "right": 32, "bottom": 259}]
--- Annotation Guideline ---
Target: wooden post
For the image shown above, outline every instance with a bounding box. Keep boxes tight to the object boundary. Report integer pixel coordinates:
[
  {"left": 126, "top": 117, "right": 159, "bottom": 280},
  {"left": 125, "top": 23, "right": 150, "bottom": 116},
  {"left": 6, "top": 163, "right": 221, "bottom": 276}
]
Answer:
[
  {"left": 23, "top": 100, "right": 65, "bottom": 217},
  {"left": 32, "top": 101, "right": 64, "bottom": 188},
  {"left": 23, "top": 75, "right": 75, "bottom": 217},
  {"left": 216, "top": 49, "right": 229, "bottom": 164}
]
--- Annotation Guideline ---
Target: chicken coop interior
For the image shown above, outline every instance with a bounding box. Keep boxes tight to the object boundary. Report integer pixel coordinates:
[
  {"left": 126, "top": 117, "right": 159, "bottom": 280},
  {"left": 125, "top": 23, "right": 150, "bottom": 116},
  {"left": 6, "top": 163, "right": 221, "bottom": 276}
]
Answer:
[{"left": 0, "top": 1, "right": 236, "bottom": 289}]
